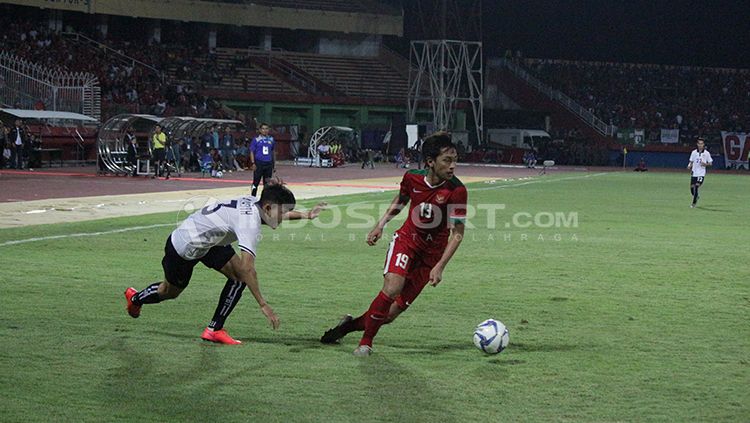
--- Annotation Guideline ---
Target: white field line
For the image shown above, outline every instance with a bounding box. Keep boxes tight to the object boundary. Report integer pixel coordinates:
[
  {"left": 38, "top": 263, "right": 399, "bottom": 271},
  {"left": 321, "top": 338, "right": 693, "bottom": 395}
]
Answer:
[
  {"left": 0, "top": 223, "right": 175, "bottom": 247},
  {"left": 0, "top": 172, "right": 610, "bottom": 248}
]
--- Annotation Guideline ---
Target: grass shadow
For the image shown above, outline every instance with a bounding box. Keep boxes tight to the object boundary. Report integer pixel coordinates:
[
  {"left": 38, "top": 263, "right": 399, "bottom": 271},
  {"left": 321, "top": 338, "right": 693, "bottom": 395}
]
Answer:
[
  {"left": 383, "top": 341, "right": 471, "bottom": 355},
  {"left": 102, "top": 336, "right": 248, "bottom": 421},
  {"left": 695, "top": 206, "right": 731, "bottom": 212},
  {"left": 243, "top": 335, "right": 328, "bottom": 352},
  {"left": 356, "top": 354, "right": 459, "bottom": 422},
  {"left": 486, "top": 358, "right": 526, "bottom": 365},
  {"left": 142, "top": 329, "right": 201, "bottom": 341},
  {"left": 511, "top": 342, "right": 578, "bottom": 352}
]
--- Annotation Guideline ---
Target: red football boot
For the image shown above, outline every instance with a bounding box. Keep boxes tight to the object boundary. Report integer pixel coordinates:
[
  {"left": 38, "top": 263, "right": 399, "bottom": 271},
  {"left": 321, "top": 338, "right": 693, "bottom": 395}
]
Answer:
[
  {"left": 201, "top": 328, "right": 242, "bottom": 345},
  {"left": 124, "top": 287, "right": 141, "bottom": 318}
]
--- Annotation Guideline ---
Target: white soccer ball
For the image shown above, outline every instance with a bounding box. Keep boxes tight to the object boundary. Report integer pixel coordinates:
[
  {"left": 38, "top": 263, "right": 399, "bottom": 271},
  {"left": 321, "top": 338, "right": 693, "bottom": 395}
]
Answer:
[
  {"left": 215, "top": 170, "right": 223, "bottom": 178},
  {"left": 473, "top": 319, "right": 509, "bottom": 354}
]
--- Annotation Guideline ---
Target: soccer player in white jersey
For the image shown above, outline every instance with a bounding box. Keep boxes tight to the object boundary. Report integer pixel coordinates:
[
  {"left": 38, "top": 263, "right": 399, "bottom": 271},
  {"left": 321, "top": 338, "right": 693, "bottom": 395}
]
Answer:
[
  {"left": 124, "top": 184, "right": 326, "bottom": 344},
  {"left": 687, "top": 137, "right": 713, "bottom": 208}
]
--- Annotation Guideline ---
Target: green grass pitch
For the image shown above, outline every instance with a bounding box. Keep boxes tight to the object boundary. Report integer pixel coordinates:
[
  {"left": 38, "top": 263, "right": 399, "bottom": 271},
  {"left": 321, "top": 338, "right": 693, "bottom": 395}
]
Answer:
[{"left": 0, "top": 171, "right": 748, "bottom": 422}]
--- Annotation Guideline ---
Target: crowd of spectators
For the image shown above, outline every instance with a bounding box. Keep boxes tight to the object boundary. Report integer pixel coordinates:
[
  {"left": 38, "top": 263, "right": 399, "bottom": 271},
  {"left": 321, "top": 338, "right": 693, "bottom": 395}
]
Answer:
[
  {"left": 0, "top": 119, "right": 43, "bottom": 169},
  {"left": 0, "top": 16, "right": 237, "bottom": 122},
  {"left": 525, "top": 58, "right": 750, "bottom": 138}
]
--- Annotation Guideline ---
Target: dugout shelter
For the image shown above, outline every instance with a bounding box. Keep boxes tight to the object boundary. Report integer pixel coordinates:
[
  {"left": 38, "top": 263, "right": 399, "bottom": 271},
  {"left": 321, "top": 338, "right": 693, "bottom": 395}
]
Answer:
[{"left": 97, "top": 114, "right": 244, "bottom": 176}]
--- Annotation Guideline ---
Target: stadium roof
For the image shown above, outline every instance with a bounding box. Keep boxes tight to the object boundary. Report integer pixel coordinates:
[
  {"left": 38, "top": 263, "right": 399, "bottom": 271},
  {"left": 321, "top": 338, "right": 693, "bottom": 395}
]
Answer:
[
  {"left": 8, "top": 0, "right": 403, "bottom": 36},
  {"left": 0, "top": 108, "right": 98, "bottom": 122}
]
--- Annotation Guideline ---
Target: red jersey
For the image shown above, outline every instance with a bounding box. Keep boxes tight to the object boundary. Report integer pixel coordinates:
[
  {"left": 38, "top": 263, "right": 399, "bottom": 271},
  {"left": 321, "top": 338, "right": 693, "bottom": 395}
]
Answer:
[{"left": 395, "top": 169, "right": 467, "bottom": 254}]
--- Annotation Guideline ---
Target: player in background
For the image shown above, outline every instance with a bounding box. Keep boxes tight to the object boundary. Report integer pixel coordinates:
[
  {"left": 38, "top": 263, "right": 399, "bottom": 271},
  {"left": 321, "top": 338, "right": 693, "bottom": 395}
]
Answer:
[
  {"left": 250, "top": 123, "right": 276, "bottom": 197},
  {"left": 124, "top": 183, "right": 327, "bottom": 344},
  {"left": 687, "top": 137, "right": 713, "bottom": 208},
  {"left": 320, "top": 132, "right": 467, "bottom": 356}
]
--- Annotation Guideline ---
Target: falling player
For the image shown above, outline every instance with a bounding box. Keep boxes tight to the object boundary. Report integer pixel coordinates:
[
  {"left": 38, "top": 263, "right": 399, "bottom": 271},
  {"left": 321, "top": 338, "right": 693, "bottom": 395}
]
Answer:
[
  {"left": 688, "top": 137, "right": 713, "bottom": 208},
  {"left": 124, "top": 183, "right": 327, "bottom": 344},
  {"left": 320, "top": 131, "right": 467, "bottom": 356}
]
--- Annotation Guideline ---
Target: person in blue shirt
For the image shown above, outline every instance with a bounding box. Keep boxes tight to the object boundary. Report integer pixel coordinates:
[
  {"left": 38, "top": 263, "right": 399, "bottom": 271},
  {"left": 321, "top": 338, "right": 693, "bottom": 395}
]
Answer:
[
  {"left": 221, "top": 127, "right": 235, "bottom": 171},
  {"left": 211, "top": 125, "right": 220, "bottom": 150},
  {"left": 249, "top": 123, "right": 276, "bottom": 196},
  {"left": 201, "top": 130, "right": 213, "bottom": 155}
]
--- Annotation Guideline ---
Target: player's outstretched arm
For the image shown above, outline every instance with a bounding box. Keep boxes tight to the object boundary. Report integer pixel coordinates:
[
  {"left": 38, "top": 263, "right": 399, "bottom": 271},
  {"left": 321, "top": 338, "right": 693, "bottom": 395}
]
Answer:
[
  {"left": 235, "top": 251, "right": 280, "bottom": 329},
  {"left": 428, "top": 222, "right": 466, "bottom": 287},
  {"left": 283, "top": 201, "right": 328, "bottom": 220},
  {"left": 367, "top": 193, "right": 409, "bottom": 246}
]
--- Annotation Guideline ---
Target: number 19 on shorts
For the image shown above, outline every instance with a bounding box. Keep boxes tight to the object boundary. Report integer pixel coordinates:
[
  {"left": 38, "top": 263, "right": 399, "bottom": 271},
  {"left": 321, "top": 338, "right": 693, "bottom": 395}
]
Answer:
[{"left": 395, "top": 253, "right": 409, "bottom": 269}]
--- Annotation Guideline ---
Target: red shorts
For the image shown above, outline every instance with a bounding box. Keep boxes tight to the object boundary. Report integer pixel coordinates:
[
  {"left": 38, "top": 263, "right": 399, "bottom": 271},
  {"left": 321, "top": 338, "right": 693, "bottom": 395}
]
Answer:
[{"left": 383, "top": 233, "right": 441, "bottom": 310}]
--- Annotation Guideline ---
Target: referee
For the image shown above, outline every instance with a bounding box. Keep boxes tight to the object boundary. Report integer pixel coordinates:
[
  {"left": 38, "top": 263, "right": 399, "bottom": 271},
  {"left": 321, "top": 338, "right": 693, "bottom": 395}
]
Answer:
[{"left": 249, "top": 123, "right": 276, "bottom": 196}]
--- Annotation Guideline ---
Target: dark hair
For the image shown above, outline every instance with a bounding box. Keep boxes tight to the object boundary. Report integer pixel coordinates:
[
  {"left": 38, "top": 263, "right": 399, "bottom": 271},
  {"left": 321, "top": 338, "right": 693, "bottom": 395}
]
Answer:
[
  {"left": 259, "top": 183, "right": 296, "bottom": 209},
  {"left": 421, "top": 131, "right": 456, "bottom": 163},
  {"left": 260, "top": 123, "right": 270, "bottom": 129}
]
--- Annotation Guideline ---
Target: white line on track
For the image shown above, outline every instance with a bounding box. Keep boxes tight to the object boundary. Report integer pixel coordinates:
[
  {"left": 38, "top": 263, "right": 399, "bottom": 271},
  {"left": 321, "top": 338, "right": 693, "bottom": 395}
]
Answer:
[{"left": 0, "top": 172, "right": 611, "bottom": 247}]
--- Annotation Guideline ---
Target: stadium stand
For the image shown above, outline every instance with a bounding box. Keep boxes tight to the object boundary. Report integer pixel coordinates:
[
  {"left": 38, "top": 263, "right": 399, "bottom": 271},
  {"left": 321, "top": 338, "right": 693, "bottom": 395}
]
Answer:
[
  {"left": 283, "top": 51, "right": 408, "bottom": 100},
  {"left": 179, "top": 47, "right": 409, "bottom": 101},
  {"left": 1, "top": 6, "right": 410, "bottom": 120},
  {"left": 521, "top": 58, "right": 750, "bottom": 136},
  {"left": 166, "top": 48, "right": 303, "bottom": 96}
]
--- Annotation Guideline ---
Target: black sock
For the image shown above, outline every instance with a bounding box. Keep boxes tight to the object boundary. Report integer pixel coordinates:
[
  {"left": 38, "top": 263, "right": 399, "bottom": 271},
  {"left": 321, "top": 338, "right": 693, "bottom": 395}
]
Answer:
[
  {"left": 693, "top": 186, "right": 699, "bottom": 204},
  {"left": 133, "top": 282, "right": 163, "bottom": 305},
  {"left": 251, "top": 185, "right": 258, "bottom": 197},
  {"left": 690, "top": 186, "right": 695, "bottom": 196},
  {"left": 208, "top": 279, "right": 246, "bottom": 331},
  {"left": 341, "top": 315, "right": 365, "bottom": 334}
]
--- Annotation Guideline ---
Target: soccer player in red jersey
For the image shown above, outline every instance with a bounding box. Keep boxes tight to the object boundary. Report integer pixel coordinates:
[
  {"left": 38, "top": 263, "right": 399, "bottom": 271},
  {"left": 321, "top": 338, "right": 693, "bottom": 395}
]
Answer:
[{"left": 320, "top": 132, "right": 467, "bottom": 356}]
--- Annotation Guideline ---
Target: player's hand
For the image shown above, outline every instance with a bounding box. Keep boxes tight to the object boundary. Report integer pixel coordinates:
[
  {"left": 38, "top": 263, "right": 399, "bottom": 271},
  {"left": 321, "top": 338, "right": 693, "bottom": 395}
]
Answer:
[
  {"left": 308, "top": 202, "right": 328, "bottom": 219},
  {"left": 367, "top": 227, "right": 383, "bottom": 246},
  {"left": 428, "top": 265, "right": 444, "bottom": 287},
  {"left": 260, "top": 304, "right": 280, "bottom": 330}
]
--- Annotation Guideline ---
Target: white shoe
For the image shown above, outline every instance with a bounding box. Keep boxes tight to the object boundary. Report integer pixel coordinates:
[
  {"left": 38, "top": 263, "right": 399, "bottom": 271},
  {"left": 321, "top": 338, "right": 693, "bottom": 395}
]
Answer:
[{"left": 352, "top": 345, "right": 373, "bottom": 357}]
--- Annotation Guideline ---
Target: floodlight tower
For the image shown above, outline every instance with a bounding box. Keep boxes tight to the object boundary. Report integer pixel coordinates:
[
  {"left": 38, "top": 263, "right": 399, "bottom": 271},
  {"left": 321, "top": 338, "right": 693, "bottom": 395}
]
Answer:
[{"left": 406, "top": 0, "right": 483, "bottom": 143}]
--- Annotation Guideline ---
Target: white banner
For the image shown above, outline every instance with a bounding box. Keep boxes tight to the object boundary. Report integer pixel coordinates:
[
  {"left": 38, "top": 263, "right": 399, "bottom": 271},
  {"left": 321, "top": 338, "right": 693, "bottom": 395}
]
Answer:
[
  {"left": 660, "top": 128, "right": 679, "bottom": 144},
  {"left": 722, "top": 131, "right": 750, "bottom": 169},
  {"left": 634, "top": 129, "right": 645, "bottom": 145}
]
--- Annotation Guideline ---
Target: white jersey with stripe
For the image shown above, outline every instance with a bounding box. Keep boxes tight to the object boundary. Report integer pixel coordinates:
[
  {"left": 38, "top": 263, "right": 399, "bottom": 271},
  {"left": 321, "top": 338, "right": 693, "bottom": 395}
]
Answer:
[
  {"left": 689, "top": 149, "right": 712, "bottom": 177},
  {"left": 171, "top": 196, "right": 261, "bottom": 260}
]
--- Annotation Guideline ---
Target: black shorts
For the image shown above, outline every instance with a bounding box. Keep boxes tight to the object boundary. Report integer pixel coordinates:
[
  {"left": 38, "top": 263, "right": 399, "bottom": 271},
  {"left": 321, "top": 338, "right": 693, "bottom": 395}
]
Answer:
[
  {"left": 690, "top": 176, "right": 705, "bottom": 186},
  {"left": 153, "top": 148, "right": 166, "bottom": 162},
  {"left": 161, "top": 235, "right": 235, "bottom": 288},
  {"left": 254, "top": 161, "right": 274, "bottom": 182}
]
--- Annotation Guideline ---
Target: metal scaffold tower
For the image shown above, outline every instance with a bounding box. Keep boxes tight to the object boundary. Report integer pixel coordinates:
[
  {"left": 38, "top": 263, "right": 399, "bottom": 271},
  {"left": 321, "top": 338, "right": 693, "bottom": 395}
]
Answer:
[{"left": 407, "top": 39, "right": 483, "bottom": 143}]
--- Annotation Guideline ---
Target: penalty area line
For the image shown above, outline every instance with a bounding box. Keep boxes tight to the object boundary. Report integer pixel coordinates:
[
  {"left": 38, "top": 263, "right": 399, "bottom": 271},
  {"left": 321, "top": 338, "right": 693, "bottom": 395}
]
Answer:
[
  {"left": 0, "top": 223, "right": 175, "bottom": 247},
  {"left": 470, "top": 172, "right": 610, "bottom": 191}
]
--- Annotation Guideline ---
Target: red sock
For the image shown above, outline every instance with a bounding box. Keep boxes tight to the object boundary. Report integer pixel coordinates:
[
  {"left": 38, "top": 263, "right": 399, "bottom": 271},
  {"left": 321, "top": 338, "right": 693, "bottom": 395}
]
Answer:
[{"left": 359, "top": 291, "right": 394, "bottom": 347}]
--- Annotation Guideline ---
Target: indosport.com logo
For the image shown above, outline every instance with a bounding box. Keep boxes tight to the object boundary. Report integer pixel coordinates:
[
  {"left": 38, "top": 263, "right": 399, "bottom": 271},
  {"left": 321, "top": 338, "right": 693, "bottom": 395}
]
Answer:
[
  {"left": 176, "top": 197, "right": 578, "bottom": 231},
  {"left": 279, "top": 203, "right": 578, "bottom": 230}
]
